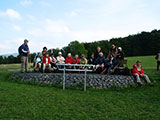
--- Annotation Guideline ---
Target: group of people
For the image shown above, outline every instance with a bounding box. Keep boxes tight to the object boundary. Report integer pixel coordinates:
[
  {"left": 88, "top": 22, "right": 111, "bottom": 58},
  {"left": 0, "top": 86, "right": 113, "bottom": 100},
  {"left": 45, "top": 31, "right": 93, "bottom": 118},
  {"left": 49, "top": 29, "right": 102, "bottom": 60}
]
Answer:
[
  {"left": 32, "top": 44, "right": 125, "bottom": 74},
  {"left": 19, "top": 39, "right": 154, "bottom": 86}
]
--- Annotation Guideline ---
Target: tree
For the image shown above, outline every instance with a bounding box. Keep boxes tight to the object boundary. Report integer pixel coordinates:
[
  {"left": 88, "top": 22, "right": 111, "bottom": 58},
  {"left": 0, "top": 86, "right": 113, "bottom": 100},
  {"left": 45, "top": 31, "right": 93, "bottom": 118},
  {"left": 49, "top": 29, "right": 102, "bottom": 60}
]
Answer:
[{"left": 63, "top": 40, "right": 88, "bottom": 58}]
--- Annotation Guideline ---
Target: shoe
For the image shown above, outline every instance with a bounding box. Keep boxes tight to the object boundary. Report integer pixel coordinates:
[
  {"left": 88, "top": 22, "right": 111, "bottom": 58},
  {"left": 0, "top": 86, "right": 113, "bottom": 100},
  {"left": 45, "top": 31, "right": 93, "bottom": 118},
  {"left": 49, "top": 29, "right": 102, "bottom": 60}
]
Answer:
[
  {"left": 149, "top": 83, "right": 154, "bottom": 87},
  {"left": 137, "top": 82, "right": 143, "bottom": 86}
]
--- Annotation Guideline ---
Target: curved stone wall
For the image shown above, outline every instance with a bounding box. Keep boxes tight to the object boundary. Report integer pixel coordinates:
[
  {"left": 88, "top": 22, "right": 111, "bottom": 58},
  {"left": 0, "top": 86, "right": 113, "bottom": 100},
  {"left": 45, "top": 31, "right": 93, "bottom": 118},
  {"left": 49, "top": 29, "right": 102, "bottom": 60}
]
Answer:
[{"left": 12, "top": 72, "right": 136, "bottom": 88}]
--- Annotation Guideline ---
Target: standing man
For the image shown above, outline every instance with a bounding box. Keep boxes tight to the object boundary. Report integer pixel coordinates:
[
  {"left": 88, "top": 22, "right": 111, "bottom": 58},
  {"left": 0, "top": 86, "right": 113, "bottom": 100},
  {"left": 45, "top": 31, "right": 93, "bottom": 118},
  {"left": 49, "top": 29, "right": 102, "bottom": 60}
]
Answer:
[
  {"left": 20, "top": 39, "right": 30, "bottom": 73},
  {"left": 95, "top": 47, "right": 101, "bottom": 60},
  {"left": 155, "top": 51, "right": 160, "bottom": 71},
  {"left": 107, "top": 44, "right": 118, "bottom": 60}
]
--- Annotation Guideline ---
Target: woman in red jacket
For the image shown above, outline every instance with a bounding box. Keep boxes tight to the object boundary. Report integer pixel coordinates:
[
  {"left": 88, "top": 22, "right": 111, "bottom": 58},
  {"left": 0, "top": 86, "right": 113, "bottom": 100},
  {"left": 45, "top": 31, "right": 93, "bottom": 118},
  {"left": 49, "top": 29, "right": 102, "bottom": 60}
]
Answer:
[
  {"left": 65, "top": 53, "right": 74, "bottom": 69},
  {"left": 73, "top": 54, "right": 80, "bottom": 64},
  {"left": 132, "top": 61, "right": 153, "bottom": 86},
  {"left": 42, "top": 53, "right": 51, "bottom": 73}
]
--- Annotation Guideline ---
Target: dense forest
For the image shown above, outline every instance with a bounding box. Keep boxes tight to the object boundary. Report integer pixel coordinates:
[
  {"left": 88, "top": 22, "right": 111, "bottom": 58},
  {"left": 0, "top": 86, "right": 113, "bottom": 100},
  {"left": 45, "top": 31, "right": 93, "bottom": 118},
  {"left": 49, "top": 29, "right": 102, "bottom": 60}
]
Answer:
[{"left": 0, "top": 29, "right": 160, "bottom": 64}]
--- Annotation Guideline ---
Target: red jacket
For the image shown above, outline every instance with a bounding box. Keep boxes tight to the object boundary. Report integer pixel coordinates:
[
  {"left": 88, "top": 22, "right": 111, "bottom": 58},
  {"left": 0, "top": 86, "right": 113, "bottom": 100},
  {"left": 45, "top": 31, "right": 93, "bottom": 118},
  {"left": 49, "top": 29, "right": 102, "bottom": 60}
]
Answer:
[
  {"left": 132, "top": 64, "right": 144, "bottom": 76},
  {"left": 43, "top": 56, "right": 51, "bottom": 64},
  {"left": 73, "top": 58, "right": 80, "bottom": 64},
  {"left": 65, "top": 57, "right": 73, "bottom": 64}
]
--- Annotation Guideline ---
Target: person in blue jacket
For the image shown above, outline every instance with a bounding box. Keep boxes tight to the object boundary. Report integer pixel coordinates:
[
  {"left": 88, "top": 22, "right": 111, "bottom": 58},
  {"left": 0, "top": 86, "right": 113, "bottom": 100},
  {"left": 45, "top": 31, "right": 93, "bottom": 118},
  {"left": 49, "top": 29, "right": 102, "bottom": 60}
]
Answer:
[
  {"left": 96, "top": 52, "right": 106, "bottom": 74},
  {"left": 20, "top": 39, "right": 30, "bottom": 73}
]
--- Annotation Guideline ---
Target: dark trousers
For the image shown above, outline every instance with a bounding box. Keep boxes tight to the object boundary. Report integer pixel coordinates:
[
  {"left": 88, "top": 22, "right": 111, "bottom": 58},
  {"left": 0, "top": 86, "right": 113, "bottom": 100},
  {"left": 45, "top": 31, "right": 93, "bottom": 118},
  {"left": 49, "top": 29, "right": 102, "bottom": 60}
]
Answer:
[{"left": 157, "top": 61, "right": 160, "bottom": 71}]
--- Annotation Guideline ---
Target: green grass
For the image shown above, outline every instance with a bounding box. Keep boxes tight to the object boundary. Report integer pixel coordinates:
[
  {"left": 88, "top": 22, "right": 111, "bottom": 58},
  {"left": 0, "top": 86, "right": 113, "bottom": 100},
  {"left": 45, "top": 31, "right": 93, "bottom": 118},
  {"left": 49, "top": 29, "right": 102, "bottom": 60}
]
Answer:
[
  {"left": 0, "top": 55, "right": 160, "bottom": 119},
  {"left": 126, "top": 55, "right": 156, "bottom": 69}
]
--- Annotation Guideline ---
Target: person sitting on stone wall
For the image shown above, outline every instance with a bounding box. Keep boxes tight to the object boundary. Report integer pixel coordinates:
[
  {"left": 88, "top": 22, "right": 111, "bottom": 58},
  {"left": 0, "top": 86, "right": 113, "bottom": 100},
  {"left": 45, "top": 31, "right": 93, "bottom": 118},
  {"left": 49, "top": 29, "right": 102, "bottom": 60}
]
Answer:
[
  {"left": 80, "top": 54, "right": 88, "bottom": 69},
  {"left": 101, "top": 54, "right": 117, "bottom": 74},
  {"left": 42, "top": 52, "right": 51, "bottom": 73},
  {"left": 132, "top": 61, "right": 154, "bottom": 86},
  {"left": 73, "top": 54, "right": 80, "bottom": 64},
  {"left": 56, "top": 52, "right": 65, "bottom": 64},
  {"left": 96, "top": 52, "right": 106, "bottom": 74},
  {"left": 65, "top": 53, "right": 74, "bottom": 69},
  {"left": 117, "top": 47, "right": 125, "bottom": 67},
  {"left": 33, "top": 52, "right": 42, "bottom": 72},
  {"left": 50, "top": 53, "right": 57, "bottom": 70},
  {"left": 88, "top": 53, "right": 96, "bottom": 65}
]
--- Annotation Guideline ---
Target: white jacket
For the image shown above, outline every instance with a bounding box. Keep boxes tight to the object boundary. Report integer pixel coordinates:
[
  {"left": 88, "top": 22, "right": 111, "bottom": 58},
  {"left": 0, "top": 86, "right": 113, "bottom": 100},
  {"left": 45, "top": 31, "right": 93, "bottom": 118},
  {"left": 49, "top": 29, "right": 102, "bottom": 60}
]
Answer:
[{"left": 56, "top": 56, "right": 65, "bottom": 64}]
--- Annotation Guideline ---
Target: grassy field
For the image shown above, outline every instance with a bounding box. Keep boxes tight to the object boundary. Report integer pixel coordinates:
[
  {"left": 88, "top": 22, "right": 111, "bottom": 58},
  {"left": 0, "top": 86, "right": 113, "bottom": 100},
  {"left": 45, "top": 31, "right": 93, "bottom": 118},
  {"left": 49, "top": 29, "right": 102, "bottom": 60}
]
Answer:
[
  {"left": 0, "top": 56, "right": 160, "bottom": 120},
  {"left": 126, "top": 55, "right": 156, "bottom": 69}
]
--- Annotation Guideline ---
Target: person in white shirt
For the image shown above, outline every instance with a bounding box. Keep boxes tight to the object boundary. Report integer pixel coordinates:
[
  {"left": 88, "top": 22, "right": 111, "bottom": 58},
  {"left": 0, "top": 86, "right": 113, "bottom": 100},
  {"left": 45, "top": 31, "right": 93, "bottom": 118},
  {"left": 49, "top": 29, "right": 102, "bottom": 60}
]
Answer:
[{"left": 56, "top": 52, "right": 65, "bottom": 64}]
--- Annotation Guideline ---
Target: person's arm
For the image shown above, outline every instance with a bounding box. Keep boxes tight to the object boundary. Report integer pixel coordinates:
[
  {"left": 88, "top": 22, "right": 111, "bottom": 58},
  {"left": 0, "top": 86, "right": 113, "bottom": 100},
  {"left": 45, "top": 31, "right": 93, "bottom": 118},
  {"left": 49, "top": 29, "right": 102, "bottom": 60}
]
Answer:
[
  {"left": 103, "top": 57, "right": 107, "bottom": 65},
  {"left": 132, "top": 66, "right": 140, "bottom": 75},
  {"left": 48, "top": 57, "right": 51, "bottom": 64},
  {"left": 21, "top": 45, "right": 28, "bottom": 53},
  {"left": 85, "top": 59, "right": 88, "bottom": 64},
  {"left": 115, "top": 49, "right": 118, "bottom": 56},
  {"left": 141, "top": 67, "right": 144, "bottom": 75},
  {"left": 54, "top": 57, "right": 57, "bottom": 63},
  {"left": 155, "top": 55, "right": 158, "bottom": 60},
  {"left": 65, "top": 58, "right": 68, "bottom": 63}
]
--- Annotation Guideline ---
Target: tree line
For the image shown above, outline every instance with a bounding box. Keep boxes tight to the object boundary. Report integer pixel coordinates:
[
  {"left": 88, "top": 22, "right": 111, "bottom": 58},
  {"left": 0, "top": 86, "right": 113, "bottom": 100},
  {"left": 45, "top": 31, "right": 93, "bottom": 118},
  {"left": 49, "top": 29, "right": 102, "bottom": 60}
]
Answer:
[{"left": 0, "top": 29, "right": 160, "bottom": 64}]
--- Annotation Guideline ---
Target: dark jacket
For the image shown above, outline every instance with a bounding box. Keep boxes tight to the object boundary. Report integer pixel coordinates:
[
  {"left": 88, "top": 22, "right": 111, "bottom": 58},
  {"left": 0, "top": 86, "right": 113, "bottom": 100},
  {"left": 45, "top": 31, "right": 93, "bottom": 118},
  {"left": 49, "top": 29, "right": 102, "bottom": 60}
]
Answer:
[
  {"left": 117, "top": 51, "right": 125, "bottom": 60},
  {"left": 88, "top": 58, "right": 96, "bottom": 65},
  {"left": 95, "top": 51, "right": 101, "bottom": 60},
  {"left": 96, "top": 56, "right": 106, "bottom": 65},
  {"left": 21, "top": 44, "right": 29, "bottom": 57}
]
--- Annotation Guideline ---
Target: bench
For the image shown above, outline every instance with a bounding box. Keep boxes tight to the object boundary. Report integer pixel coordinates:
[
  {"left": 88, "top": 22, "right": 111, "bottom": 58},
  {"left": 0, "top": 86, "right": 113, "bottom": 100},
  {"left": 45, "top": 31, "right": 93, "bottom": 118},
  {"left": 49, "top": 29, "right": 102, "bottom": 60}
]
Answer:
[{"left": 56, "top": 64, "right": 95, "bottom": 91}]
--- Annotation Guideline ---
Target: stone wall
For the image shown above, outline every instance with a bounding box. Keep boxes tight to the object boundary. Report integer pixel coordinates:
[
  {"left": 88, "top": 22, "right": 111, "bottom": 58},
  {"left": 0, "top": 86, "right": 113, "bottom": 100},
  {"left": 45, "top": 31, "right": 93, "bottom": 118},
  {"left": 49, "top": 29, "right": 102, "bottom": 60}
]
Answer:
[{"left": 12, "top": 72, "right": 136, "bottom": 88}]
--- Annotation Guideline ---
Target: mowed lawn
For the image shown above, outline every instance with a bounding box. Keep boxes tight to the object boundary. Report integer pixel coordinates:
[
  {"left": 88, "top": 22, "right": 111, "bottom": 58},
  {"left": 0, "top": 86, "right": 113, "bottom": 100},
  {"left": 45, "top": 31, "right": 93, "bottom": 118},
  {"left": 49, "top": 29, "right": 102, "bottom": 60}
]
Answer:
[{"left": 0, "top": 56, "right": 160, "bottom": 120}]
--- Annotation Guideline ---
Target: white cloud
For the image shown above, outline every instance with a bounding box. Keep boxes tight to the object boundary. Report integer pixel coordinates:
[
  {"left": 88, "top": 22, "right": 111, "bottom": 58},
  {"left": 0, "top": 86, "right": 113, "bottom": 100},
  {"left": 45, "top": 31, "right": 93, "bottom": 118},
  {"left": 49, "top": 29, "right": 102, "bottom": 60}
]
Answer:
[
  {"left": 0, "top": 9, "right": 21, "bottom": 20},
  {"left": 45, "top": 19, "right": 70, "bottom": 33},
  {"left": 0, "top": 38, "right": 24, "bottom": 54},
  {"left": 40, "top": 1, "right": 51, "bottom": 7},
  {"left": 20, "top": 0, "right": 32, "bottom": 6},
  {"left": 70, "top": 11, "right": 78, "bottom": 17},
  {"left": 12, "top": 24, "right": 21, "bottom": 31},
  {"left": 27, "top": 15, "right": 36, "bottom": 21}
]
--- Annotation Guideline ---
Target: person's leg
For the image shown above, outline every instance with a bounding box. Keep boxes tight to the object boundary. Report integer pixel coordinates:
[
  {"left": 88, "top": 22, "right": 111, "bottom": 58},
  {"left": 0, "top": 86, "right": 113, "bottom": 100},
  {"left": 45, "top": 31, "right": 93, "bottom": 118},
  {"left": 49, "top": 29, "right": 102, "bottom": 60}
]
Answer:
[
  {"left": 135, "top": 73, "right": 143, "bottom": 84},
  {"left": 39, "top": 63, "right": 41, "bottom": 71},
  {"left": 157, "top": 61, "right": 160, "bottom": 71},
  {"left": 21, "top": 56, "right": 25, "bottom": 73},
  {"left": 25, "top": 57, "right": 28, "bottom": 72},
  {"left": 50, "top": 63, "right": 53, "bottom": 68},
  {"left": 143, "top": 74, "right": 151, "bottom": 83},
  {"left": 43, "top": 64, "right": 46, "bottom": 73},
  {"left": 48, "top": 64, "right": 51, "bottom": 71},
  {"left": 34, "top": 63, "right": 37, "bottom": 70}
]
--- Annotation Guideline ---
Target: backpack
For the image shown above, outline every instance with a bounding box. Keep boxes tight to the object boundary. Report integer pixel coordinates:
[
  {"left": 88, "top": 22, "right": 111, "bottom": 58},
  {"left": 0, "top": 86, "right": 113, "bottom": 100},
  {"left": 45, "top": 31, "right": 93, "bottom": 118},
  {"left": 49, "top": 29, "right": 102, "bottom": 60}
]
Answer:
[{"left": 18, "top": 44, "right": 23, "bottom": 55}]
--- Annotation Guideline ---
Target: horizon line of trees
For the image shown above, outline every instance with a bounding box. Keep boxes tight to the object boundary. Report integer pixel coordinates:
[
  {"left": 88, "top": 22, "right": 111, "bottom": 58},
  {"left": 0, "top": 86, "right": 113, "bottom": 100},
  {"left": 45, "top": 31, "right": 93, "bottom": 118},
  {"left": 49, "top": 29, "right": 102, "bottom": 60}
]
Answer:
[{"left": 0, "top": 29, "right": 160, "bottom": 64}]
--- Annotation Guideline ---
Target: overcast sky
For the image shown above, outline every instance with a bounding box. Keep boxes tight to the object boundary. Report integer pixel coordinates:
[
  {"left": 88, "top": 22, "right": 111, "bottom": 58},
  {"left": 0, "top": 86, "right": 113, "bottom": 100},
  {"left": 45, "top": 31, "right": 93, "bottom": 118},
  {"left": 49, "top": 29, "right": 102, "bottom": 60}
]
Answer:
[{"left": 0, "top": 0, "right": 160, "bottom": 55}]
